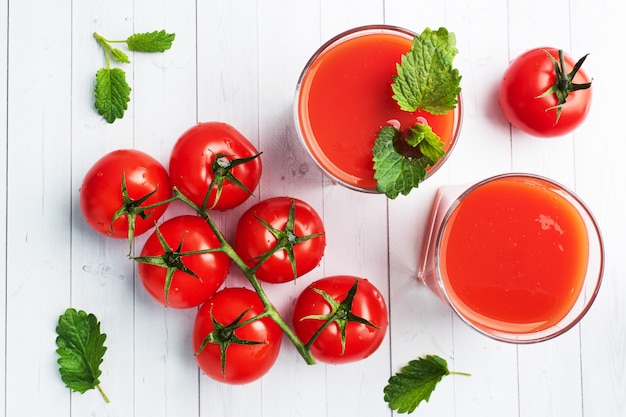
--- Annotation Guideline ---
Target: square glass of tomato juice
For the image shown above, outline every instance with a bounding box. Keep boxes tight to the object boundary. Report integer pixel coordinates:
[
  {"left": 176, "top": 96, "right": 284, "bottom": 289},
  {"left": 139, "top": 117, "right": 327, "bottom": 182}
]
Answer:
[
  {"left": 418, "top": 173, "right": 604, "bottom": 343},
  {"left": 294, "top": 25, "right": 462, "bottom": 192}
]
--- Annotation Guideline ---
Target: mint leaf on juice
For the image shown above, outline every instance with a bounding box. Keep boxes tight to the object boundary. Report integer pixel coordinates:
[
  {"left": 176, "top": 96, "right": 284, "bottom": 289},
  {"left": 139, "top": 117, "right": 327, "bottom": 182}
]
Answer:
[
  {"left": 384, "top": 355, "right": 470, "bottom": 414},
  {"left": 392, "top": 27, "right": 462, "bottom": 114},
  {"left": 92, "top": 30, "right": 175, "bottom": 123},
  {"left": 374, "top": 27, "right": 461, "bottom": 198},
  {"left": 56, "top": 308, "right": 110, "bottom": 403},
  {"left": 373, "top": 124, "right": 445, "bottom": 199}
]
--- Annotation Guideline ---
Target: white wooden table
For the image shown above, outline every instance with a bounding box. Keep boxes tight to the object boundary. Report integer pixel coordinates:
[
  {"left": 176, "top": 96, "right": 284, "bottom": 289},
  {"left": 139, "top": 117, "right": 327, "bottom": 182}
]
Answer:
[{"left": 2, "top": 0, "right": 624, "bottom": 416}]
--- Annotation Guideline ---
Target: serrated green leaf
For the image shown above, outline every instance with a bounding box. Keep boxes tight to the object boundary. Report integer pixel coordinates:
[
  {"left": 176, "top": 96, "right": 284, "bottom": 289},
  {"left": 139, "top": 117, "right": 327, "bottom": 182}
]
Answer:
[
  {"left": 384, "top": 355, "right": 450, "bottom": 414},
  {"left": 56, "top": 308, "right": 108, "bottom": 399},
  {"left": 110, "top": 47, "right": 130, "bottom": 64},
  {"left": 373, "top": 126, "right": 432, "bottom": 199},
  {"left": 94, "top": 67, "right": 131, "bottom": 123},
  {"left": 127, "top": 30, "right": 175, "bottom": 52},
  {"left": 406, "top": 124, "right": 446, "bottom": 163},
  {"left": 392, "top": 27, "right": 462, "bottom": 114}
]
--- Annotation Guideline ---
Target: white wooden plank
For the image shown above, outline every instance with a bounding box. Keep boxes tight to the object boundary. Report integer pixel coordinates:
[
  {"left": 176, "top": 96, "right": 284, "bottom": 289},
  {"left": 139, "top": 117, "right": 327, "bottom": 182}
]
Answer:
[
  {"left": 130, "top": 1, "right": 201, "bottom": 416},
  {"left": 3, "top": 1, "right": 626, "bottom": 416},
  {"left": 444, "top": 2, "right": 521, "bottom": 417},
  {"left": 314, "top": 3, "right": 392, "bottom": 417},
  {"left": 5, "top": 0, "right": 73, "bottom": 415},
  {"left": 0, "top": 0, "right": 7, "bottom": 413},
  {"left": 504, "top": 2, "right": 588, "bottom": 417},
  {"left": 385, "top": 2, "right": 462, "bottom": 417},
  {"left": 195, "top": 1, "right": 265, "bottom": 416},
  {"left": 255, "top": 1, "right": 329, "bottom": 416},
  {"left": 69, "top": 2, "right": 138, "bottom": 415},
  {"left": 569, "top": 1, "right": 626, "bottom": 417},
  {"left": 385, "top": 2, "right": 516, "bottom": 417}
]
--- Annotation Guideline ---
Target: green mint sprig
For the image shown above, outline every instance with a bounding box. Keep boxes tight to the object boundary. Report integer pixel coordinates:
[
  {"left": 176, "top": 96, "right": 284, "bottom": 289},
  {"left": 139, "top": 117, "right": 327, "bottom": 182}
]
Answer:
[
  {"left": 373, "top": 124, "right": 446, "bottom": 199},
  {"left": 374, "top": 27, "right": 461, "bottom": 198},
  {"left": 93, "top": 30, "right": 175, "bottom": 123},
  {"left": 56, "top": 308, "right": 109, "bottom": 403},
  {"left": 384, "top": 355, "right": 470, "bottom": 414}
]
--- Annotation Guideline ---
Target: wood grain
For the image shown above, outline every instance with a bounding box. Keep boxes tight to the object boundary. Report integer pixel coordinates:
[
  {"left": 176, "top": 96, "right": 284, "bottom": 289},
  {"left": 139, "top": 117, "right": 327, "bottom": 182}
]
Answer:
[{"left": 1, "top": 0, "right": 624, "bottom": 416}]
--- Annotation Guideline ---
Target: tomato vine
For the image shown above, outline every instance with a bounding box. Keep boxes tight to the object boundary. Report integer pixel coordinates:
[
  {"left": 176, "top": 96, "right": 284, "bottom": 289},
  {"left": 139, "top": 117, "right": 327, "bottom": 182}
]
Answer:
[{"left": 129, "top": 186, "right": 318, "bottom": 365}]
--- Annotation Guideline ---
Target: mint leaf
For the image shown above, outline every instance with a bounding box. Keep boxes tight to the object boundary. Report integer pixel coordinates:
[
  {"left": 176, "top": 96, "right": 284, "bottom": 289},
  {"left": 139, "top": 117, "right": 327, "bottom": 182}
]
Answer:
[
  {"left": 384, "top": 355, "right": 469, "bottom": 414},
  {"left": 127, "top": 30, "right": 175, "bottom": 52},
  {"left": 406, "top": 123, "right": 446, "bottom": 163},
  {"left": 93, "top": 33, "right": 130, "bottom": 64},
  {"left": 56, "top": 308, "right": 110, "bottom": 403},
  {"left": 109, "top": 47, "right": 130, "bottom": 64},
  {"left": 94, "top": 67, "right": 131, "bottom": 123},
  {"left": 392, "top": 27, "right": 462, "bottom": 114},
  {"left": 373, "top": 125, "right": 439, "bottom": 199},
  {"left": 92, "top": 30, "right": 175, "bottom": 123}
]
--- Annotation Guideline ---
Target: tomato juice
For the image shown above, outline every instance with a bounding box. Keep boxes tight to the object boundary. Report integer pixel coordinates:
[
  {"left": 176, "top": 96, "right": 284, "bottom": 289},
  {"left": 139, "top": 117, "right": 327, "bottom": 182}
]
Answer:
[
  {"left": 419, "top": 174, "right": 603, "bottom": 343},
  {"left": 295, "top": 25, "right": 461, "bottom": 191}
]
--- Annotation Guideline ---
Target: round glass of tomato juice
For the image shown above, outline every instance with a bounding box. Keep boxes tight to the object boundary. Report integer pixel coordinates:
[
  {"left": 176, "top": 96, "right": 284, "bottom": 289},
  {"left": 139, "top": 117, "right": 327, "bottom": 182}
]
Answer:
[
  {"left": 418, "top": 173, "right": 604, "bottom": 343},
  {"left": 294, "top": 25, "right": 462, "bottom": 192}
]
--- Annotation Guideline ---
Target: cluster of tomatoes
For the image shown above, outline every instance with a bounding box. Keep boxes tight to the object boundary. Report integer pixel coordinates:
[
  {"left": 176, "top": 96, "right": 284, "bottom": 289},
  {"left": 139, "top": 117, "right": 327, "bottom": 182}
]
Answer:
[{"left": 79, "top": 122, "right": 389, "bottom": 384}]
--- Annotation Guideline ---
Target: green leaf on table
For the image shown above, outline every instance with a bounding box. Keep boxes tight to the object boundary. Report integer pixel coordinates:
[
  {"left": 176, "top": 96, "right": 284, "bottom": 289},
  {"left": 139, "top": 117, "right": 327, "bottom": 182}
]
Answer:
[
  {"left": 127, "top": 30, "right": 176, "bottom": 52},
  {"left": 373, "top": 125, "right": 445, "bottom": 199},
  {"left": 56, "top": 308, "right": 110, "bottom": 403},
  {"left": 109, "top": 47, "right": 130, "bottom": 64},
  {"left": 94, "top": 67, "right": 131, "bottom": 123},
  {"left": 384, "top": 355, "right": 469, "bottom": 414},
  {"left": 92, "top": 29, "right": 175, "bottom": 123},
  {"left": 391, "top": 27, "right": 462, "bottom": 114}
]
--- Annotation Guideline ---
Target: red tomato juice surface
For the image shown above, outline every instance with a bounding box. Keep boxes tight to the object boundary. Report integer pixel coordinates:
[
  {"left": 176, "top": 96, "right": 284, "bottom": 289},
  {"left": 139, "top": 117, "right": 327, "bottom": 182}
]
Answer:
[
  {"left": 297, "top": 27, "right": 459, "bottom": 190},
  {"left": 438, "top": 176, "right": 589, "bottom": 334}
]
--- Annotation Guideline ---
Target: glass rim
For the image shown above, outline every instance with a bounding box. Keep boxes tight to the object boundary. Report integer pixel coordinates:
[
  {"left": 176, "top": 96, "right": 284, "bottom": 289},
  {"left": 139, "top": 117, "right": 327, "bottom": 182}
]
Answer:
[
  {"left": 433, "top": 172, "right": 605, "bottom": 344},
  {"left": 293, "top": 24, "right": 463, "bottom": 193}
]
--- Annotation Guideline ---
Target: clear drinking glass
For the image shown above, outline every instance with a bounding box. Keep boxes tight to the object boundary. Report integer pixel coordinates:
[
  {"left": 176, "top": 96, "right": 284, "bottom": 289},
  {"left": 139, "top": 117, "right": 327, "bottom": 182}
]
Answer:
[
  {"left": 294, "top": 25, "right": 462, "bottom": 192},
  {"left": 418, "top": 173, "right": 604, "bottom": 343}
]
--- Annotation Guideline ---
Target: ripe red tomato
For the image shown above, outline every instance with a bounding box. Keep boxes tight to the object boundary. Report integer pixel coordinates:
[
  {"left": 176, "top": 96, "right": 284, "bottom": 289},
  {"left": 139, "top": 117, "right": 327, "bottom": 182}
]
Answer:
[
  {"left": 80, "top": 149, "right": 172, "bottom": 238},
  {"left": 136, "top": 215, "right": 231, "bottom": 309},
  {"left": 192, "top": 287, "right": 282, "bottom": 384},
  {"left": 498, "top": 47, "right": 592, "bottom": 137},
  {"left": 234, "top": 197, "right": 326, "bottom": 283},
  {"left": 292, "top": 275, "right": 388, "bottom": 364},
  {"left": 169, "top": 122, "right": 262, "bottom": 210}
]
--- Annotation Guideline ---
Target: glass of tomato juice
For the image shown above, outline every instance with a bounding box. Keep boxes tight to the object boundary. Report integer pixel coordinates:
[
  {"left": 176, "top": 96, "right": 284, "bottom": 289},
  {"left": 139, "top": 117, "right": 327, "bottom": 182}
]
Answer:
[
  {"left": 418, "top": 173, "right": 604, "bottom": 343},
  {"left": 294, "top": 25, "right": 462, "bottom": 192}
]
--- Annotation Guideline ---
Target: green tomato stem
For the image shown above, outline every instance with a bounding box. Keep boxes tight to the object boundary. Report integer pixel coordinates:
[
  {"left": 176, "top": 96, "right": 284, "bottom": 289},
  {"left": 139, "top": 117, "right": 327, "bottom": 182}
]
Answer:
[{"left": 172, "top": 189, "right": 317, "bottom": 365}]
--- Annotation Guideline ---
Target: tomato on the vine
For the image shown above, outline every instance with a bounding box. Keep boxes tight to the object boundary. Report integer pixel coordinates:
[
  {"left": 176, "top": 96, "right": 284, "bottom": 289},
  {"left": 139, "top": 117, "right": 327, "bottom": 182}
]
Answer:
[
  {"left": 135, "top": 215, "right": 231, "bottom": 309},
  {"left": 292, "top": 275, "right": 388, "bottom": 364},
  {"left": 498, "top": 47, "right": 592, "bottom": 138},
  {"left": 192, "top": 287, "right": 282, "bottom": 384},
  {"left": 234, "top": 197, "right": 326, "bottom": 283},
  {"left": 169, "top": 122, "right": 262, "bottom": 210},
  {"left": 79, "top": 149, "right": 172, "bottom": 239}
]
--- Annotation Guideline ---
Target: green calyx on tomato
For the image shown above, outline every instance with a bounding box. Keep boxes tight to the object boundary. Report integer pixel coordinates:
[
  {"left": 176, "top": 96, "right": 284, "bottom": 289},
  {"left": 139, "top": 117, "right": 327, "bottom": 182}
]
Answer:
[
  {"left": 111, "top": 173, "right": 165, "bottom": 251},
  {"left": 248, "top": 198, "right": 324, "bottom": 281},
  {"left": 207, "top": 151, "right": 262, "bottom": 210},
  {"left": 195, "top": 305, "right": 267, "bottom": 377},
  {"left": 536, "top": 49, "right": 591, "bottom": 124},
  {"left": 299, "top": 279, "right": 379, "bottom": 356},
  {"left": 132, "top": 223, "right": 224, "bottom": 306}
]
